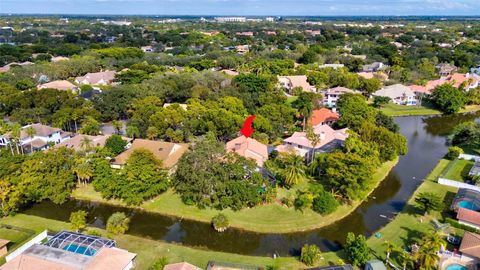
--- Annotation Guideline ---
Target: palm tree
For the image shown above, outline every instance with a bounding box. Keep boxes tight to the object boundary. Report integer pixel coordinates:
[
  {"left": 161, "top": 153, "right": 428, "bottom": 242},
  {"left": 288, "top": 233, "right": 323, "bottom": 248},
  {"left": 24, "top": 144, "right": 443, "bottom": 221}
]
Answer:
[
  {"left": 415, "top": 244, "right": 440, "bottom": 270},
  {"left": 72, "top": 110, "right": 79, "bottom": 132},
  {"left": 26, "top": 126, "right": 36, "bottom": 153},
  {"left": 73, "top": 158, "right": 94, "bottom": 186},
  {"left": 382, "top": 241, "right": 396, "bottom": 263},
  {"left": 80, "top": 136, "right": 92, "bottom": 153},
  {"left": 10, "top": 124, "right": 21, "bottom": 155},
  {"left": 306, "top": 125, "right": 320, "bottom": 164},
  {"left": 398, "top": 250, "right": 414, "bottom": 270},
  {"left": 282, "top": 154, "right": 307, "bottom": 186},
  {"left": 126, "top": 125, "right": 140, "bottom": 139},
  {"left": 146, "top": 126, "right": 159, "bottom": 140},
  {"left": 421, "top": 230, "right": 446, "bottom": 251}
]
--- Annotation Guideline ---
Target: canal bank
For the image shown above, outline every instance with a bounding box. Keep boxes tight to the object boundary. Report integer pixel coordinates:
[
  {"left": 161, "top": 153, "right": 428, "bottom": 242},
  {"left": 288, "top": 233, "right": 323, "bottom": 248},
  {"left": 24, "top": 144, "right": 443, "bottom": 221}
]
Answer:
[{"left": 10, "top": 112, "right": 480, "bottom": 257}]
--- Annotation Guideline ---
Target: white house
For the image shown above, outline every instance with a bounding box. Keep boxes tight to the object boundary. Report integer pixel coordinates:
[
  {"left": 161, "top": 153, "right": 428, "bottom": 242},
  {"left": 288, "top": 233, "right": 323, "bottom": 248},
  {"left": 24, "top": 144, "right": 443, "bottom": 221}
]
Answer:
[
  {"left": 322, "top": 86, "right": 358, "bottom": 107},
  {"left": 75, "top": 70, "right": 116, "bottom": 85},
  {"left": 373, "top": 84, "right": 418, "bottom": 106},
  {"left": 0, "top": 123, "right": 71, "bottom": 152}
]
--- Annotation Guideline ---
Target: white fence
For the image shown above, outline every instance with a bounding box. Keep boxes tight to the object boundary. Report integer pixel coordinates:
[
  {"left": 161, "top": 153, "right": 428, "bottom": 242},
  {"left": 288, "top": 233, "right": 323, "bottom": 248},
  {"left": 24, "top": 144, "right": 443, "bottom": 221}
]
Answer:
[
  {"left": 5, "top": 230, "right": 48, "bottom": 262},
  {"left": 459, "top": 154, "right": 480, "bottom": 161},
  {"left": 438, "top": 178, "right": 480, "bottom": 192}
]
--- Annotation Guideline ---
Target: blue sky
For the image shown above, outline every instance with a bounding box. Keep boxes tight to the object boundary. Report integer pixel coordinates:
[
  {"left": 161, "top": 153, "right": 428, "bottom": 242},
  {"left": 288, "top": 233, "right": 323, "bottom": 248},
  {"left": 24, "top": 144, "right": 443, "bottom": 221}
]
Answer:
[{"left": 1, "top": 0, "right": 479, "bottom": 16}]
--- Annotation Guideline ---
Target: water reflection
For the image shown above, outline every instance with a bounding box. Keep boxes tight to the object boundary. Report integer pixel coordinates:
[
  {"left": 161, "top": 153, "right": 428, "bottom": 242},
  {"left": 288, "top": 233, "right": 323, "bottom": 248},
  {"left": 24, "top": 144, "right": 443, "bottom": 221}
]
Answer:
[{"left": 24, "top": 114, "right": 477, "bottom": 256}]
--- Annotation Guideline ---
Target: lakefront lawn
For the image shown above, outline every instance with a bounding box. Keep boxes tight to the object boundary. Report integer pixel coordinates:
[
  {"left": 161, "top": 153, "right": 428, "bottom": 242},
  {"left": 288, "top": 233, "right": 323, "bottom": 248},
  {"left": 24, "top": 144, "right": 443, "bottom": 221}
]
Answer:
[
  {"left": 73, "top": 158, "right": 398, "bottom": 233},
  {"left": 380, "top": 103, "right": 480, "bottom": 117}
]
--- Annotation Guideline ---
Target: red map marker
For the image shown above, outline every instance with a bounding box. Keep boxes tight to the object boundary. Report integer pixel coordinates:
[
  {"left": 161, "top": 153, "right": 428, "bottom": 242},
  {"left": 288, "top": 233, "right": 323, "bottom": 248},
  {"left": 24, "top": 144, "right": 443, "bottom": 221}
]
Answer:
[{"left": 240, "top": 115, "right": 256, "bottom": 138}]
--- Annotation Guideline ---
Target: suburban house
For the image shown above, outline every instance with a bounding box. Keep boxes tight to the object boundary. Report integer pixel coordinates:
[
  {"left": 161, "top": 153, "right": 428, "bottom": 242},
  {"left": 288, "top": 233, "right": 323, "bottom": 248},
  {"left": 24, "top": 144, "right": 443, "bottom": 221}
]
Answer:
[
  {"left": 235, "top": 45, "right": 250, "bottom": 54},
  {"left": 457, "top": 208, "right": 480, "bottom": 230},
  {"left": 0, "top": 123, "right": 71, "bottom": 152},
  {"left": 55, "top": 134, "right": 129, "bottom": 152},
  {"left": 1, "top": 231, "right": 136, "bottom": 270},
  {"left": 436, "top": 63, "right": 458, "bottom": 77},
  {"left": 362, "top": 62, "right": 387, "bottom": 72},
  {"left": 322, "top": 86, "right": 358, "bottom": 107},
  {"left": 75, "top": 70, "right": 116, "bottom": 85},
  {"left": 50, "top": 56, "right": 69, "bottom": 62},
  {"left": 110, "top": 139, "right": 188, "bottom": 171},
  {"left": 446, "top": 73, "right": 479, "bottom": 90},
  {"left": 278, "top": 75, "right": 315, "bottom": 93},
  {"left": 37, "top": 80, "right": 77, "bottom": 92},
  {"left": 164, "top": 262, "right": 202, "bottom": 270},
  {"left": 221, "top": 69, "right": 239, "bottom": 76},
  {"left": 373, "top": 84, "right": 417, "bottom": 106},
  {"left": 0, "top": 61, "right": 33, "bottom": 73},
  {"left": 319, "top": 64, "right": 344, "bottom": 69},
  {"left": 276, "top": 125, "right": 348, "bottom": 158},
  {"left": 308, "top": 108, "right": 339, "bottom": 126},
  {"left": 357, "top": 71, "right": 388, "bottom": 81},
  {"left": 450, "top": 189, "right": 480, "bottom": 212},
  {"left": 409, "top": 79, "right": 446, "bottom": 96},
  {"left": 225, "top": 136, "right": 269, "bottom": 167},
  {"left": 459, "top": 232, "right": 480, "bottom": 261}
]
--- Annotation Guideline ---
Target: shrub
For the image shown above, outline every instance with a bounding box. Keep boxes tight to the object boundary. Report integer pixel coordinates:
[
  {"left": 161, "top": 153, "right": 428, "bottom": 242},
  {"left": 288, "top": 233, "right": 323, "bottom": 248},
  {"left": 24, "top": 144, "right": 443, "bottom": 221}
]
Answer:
[
  {"left": 148, "top": 257, "right": 168, "bottom": 270},
  {"left": 212, "top": 213, "right": 229, "bottom": 232},
  {"left": 85, "top": 228, "right": 102, "bottom": 237},
  {"left": 344, "top": 232, "right": 370, "bottom": 266},
  {"left": 445, "top": 146, "right": 464, "bottom": 160},
  {"left": 106, "top": 212, "right": 130, "bottom": 234},
  {"left": 294, "top": 191, "right": 314, "bottom": 211},
  {"left": 300, "top": 244, "right": 322, "bottom": 266},
  {"left": 69, "top": 210, "right": 87, "bottom": 232},
  {"left": 312, "top": 192, "right": 339, "bottom": 215}
]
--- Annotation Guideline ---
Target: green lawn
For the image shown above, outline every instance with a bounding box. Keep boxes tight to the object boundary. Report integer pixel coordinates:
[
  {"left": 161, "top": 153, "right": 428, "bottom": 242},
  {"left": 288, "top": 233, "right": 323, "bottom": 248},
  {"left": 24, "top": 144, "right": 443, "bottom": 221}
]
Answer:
[
  {"left": 0, "top": 224, "right": 35, "bottom": 262},
  {"left": 286, "top": 95, "right": 298, "bottom": 105},
  {"left": 442, "top": 159, "right": 474, "bottom": 182},
  {"left": 0, "top": 214, "right": 343, "bottom": 270},
  {"left": 73, "top": 159, "right": 398, "bottom": 233},
  {"left": 380, "top": 103, "right": 480, "bottom": 117},
  {"left": 367, "top": 159, "right": 460, "bottom": 264}
]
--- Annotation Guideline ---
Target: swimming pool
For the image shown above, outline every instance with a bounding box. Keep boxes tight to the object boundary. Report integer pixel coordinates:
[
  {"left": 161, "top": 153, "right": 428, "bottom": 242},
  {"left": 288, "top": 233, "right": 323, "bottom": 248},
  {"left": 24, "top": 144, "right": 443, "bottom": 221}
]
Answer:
[
  {"left": 445, "top": 263, "right": 468, "bottom": 270},
  {"left": 63, "top": 244, "right": 97, "bottom": 256},
  {"left": 458, "top": 200, "right": 476, "bottom": 210}
]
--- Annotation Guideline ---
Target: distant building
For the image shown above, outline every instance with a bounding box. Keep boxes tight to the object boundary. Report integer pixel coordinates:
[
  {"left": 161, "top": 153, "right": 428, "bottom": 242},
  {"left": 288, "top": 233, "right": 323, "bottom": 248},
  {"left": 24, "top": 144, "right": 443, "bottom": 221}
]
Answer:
[
  {"left": 277, "top": 75, "right": 315, "bottom": 93},
  {"left": 221, "top": 69, "right": 239, "bottom": 76},
  {"left": 235, "top": 31, "right": 254, "bottom": 37},
  {"left": 0, "top": 61, "right": 33, "bottom": 73},
  {"left": 37, "top": 80, "right": 77, "bottom": 92},
  {"left": 362, "top": 62, "right": 387, "bottom": 72},
  {"left": 446, "top": 73, "right": 479, "bottom": 90},
  {"left": 471, "top": 65, "right": 480, "bottom": 75},
  {"left": 373, "top": 84, "right": 417, "bottom": 106},
  {"left": 0, "top": 123, "right": 71, "bottom": 152},
  {"left": 1, "top": 231, "right": 136, "bottom": 270},
  {"left": 305, "top": 30, "right": 321, "bottom": 36},
  {"left": 436, "top": 63, "right": 458, "bottom": 77},
  {"left": 141, "top": 46, "right": 154, "bottom": 52},
  {"left": 276, "top": 125, "right": 348, "bottom": 158},
  {"left": 75, "top": 70, "right": 116, "bottom": 85},
  {"left": 51, "top": 56, "right": 69, "bottom": 62},
  {"left": 319, "top": 64, "right": 344, "bottom": 69},
  {"left": 214, "top": 17, "right": 246, "bottom": 23},
  {"left": 55, "top": 134, "right": 128, "bottom": 152},
  {"left": 235, "top": 45, "right": 250, "bottom": 54},
  {"left": 101, "top": 20, "right": 132, "bottom": 26},
  {"left": 322, "top": 86, "right": 358, "bottom": 107},
  {"left": 225, "top": 136, "right": 268, "bottom": 167},
  {"left": 111, "top": 139, "right": 188, "bottom": 170},
  {"left": 163, "top": 103, "right": 188, "bottom": 110}
]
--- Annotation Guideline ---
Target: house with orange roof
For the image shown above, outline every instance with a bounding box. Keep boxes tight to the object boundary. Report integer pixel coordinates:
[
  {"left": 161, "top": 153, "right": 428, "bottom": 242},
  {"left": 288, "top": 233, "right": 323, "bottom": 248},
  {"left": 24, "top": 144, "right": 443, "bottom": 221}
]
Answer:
[
  {"left": 459, "top": 231, "right": 480, "bottom": 260},
  {"left": 278, "top": 75, "right": 315, "bottom": 93},
  {"left": 446, "top": 73, "right": 479, "bottom": 90},
  {"left": 309, "top": 108, "right": 339, "bottom": 127},
  {"left": 457, "top": 207, "right": 480, "bottom": 230},
  {"left": 225, "top": 136, "right": 268, "bottom": 167},
  {"left": 276, "top": 125, "right": 348, "bottom": 158}
]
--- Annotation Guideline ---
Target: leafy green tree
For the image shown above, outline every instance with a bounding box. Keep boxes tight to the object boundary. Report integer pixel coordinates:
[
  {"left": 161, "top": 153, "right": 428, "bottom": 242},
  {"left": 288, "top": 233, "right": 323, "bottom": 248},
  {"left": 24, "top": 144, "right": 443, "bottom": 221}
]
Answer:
[
  {"left": 70, "top": 210, "right": 87, "bottom": 232},
  {"left": 450, "top": 121, "right": 480, "bottom": 149},
  {"left": 336, "top": 93, "right": 376, "bottom": 131},
  {"left": 300, "top": 244, "right": 322, "bottom": 266},
  {"left": 105, "top": 135, "right": 127, "bottom": 156},
  {"left": 106, "top": 212, "right": 130, "bottom": 234},
  {"left": 373, "top": 96, "right": 390, "bottom": 108},
  {"left": 415, "top": 192, "right": 443, "bottom": 215},
  {"left": 445, "top": 146, "right": 463, "bottom": 160},
  {"left": 431, "top": 84, "right": 467, "bottom": 114},
  {"left": 312, "top": 191, "right": 339, "bottom": 215},
  {"left": 294, "top": 191, "right": 314, "bottom": 211},
  {"left": 344, "top": 232, "right": 370, "bottom": 266},
  {"left": 115, "top": 70, "right": 149, "bottom": 84},
  {"left": 360, "top": 78, "right": 381, "bottom": 94},
  {"left": 79, "top": 116, "right": 100, "bottom": 135},
  {"left": 73, "top": 157, "right": 94, "bottom": 185}
]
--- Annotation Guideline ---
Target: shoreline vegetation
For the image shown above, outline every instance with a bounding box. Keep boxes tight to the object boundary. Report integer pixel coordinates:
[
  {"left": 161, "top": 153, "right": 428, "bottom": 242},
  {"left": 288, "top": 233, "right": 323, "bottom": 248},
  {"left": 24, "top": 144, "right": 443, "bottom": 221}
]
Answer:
[
  {"left": 380, "top": 103, "right": 480, "bottom": 117},
  {"left": 72, "top": 158, "right": 398, "bottom": 234}
]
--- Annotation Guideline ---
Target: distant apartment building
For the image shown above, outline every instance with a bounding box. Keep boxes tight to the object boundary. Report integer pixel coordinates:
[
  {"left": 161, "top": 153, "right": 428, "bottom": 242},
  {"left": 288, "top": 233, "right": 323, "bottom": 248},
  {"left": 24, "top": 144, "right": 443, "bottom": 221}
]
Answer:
[{"left": 214, "top": 17, "right": 246, "bottom": 23}]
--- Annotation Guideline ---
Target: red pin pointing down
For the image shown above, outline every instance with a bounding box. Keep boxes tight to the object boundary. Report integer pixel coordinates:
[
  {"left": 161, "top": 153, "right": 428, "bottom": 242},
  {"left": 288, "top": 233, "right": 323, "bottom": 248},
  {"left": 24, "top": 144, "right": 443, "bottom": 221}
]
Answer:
[{"left": 240, "top": 115, "right": 256, "bottom": 138}]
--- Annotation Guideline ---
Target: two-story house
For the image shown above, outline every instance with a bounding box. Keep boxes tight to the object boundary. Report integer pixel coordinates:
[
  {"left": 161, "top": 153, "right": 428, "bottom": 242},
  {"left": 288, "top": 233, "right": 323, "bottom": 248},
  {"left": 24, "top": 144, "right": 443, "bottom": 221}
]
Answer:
[{"left": 0, "top": 123, "right": 71, "bottom": 152}]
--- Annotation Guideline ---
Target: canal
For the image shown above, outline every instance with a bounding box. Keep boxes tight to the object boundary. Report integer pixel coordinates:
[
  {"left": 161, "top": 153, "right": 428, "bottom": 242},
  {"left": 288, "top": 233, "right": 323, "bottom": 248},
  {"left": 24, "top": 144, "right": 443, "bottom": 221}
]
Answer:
[{"left": 24, "top": 112, "right": 480, "bottom": 256}]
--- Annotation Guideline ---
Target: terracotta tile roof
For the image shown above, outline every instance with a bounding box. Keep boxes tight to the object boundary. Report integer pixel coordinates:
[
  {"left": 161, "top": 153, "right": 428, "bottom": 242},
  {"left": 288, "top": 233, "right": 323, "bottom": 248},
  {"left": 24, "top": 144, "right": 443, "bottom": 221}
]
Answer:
[
  {"left": 447, "top": 73, "right": 478, "bottom": 88},
  {"left": 38, "top": 80, "right": 76, "bottom": 91},
  {"left": 1, "top": 253, "right": 78, "bottom": 270},
  {"left": 111, "top": 139, "right": 188, "bottom": 168},
  {"left": 309, "top": 108, "right": 339, "bottom": 126},
  {"left": 280, "top": 125, "right": 348, "bottom": 150},
  {"left": 84, "top": 247, "right": 136, "bottom": 270},
  {"left": 164, "top": 262, "right": 201, "bottom": 270},
  {"left": 225, "top": 136, "right": 268, "bottom": 166},
  {"left": 460, "top": 232, "right": 480, "bottom": 259},
  {"left": 457, "top": 208, "right": 480, "bottom": 227}
]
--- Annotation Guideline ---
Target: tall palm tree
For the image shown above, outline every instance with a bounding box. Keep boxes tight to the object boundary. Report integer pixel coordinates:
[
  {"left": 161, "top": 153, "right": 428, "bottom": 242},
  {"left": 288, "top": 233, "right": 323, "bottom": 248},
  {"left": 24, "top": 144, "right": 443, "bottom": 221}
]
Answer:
[
  {"left": 80, "top": 136, "right": 92, "bottom": 153},
  {"left": 306, "top": 125, "right": 320, "bottom": 164},
  {"left": 73, "top": 158, "right": 94, "bottom": 186},
  {"left": 399, "top": 250, "right": 414, "bottom": 270},
  {"left": 10, "top": 124, "right": 21, "bottom": 155},
  {"left": 383, "top": 241, "right": 396, "bottom": 263},
  {"left": 283, "top": 154, "right": 307, "bottom": 186},
  {"left": 72, "top": 110, "right": 79, "bottom": 132},
  {"left": 415, "top": 244, "right": 440, "bottom": 270},
  {"left": 26, "top": 126, "right": 36, "bottom": 153},
  {"left": 421, "top": 230, "right": 446, "bottom": 251}
]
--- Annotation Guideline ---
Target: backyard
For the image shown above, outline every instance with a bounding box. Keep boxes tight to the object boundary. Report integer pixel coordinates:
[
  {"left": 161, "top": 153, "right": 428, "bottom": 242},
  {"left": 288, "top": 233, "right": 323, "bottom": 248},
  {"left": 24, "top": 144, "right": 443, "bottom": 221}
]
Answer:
[{"left": 442, "top": 159, "right": 475, "bottom": 182}]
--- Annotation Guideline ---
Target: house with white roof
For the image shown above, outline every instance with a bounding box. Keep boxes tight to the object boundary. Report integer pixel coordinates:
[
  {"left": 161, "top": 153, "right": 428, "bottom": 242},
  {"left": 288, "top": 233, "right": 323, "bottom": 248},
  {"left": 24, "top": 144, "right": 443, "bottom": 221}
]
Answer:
[
  {"left": 373, "top": 84, "right": 417, "bottom": 106},
  {"left": 75, "top": 70, "right": 116, "bottom": 86}
]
